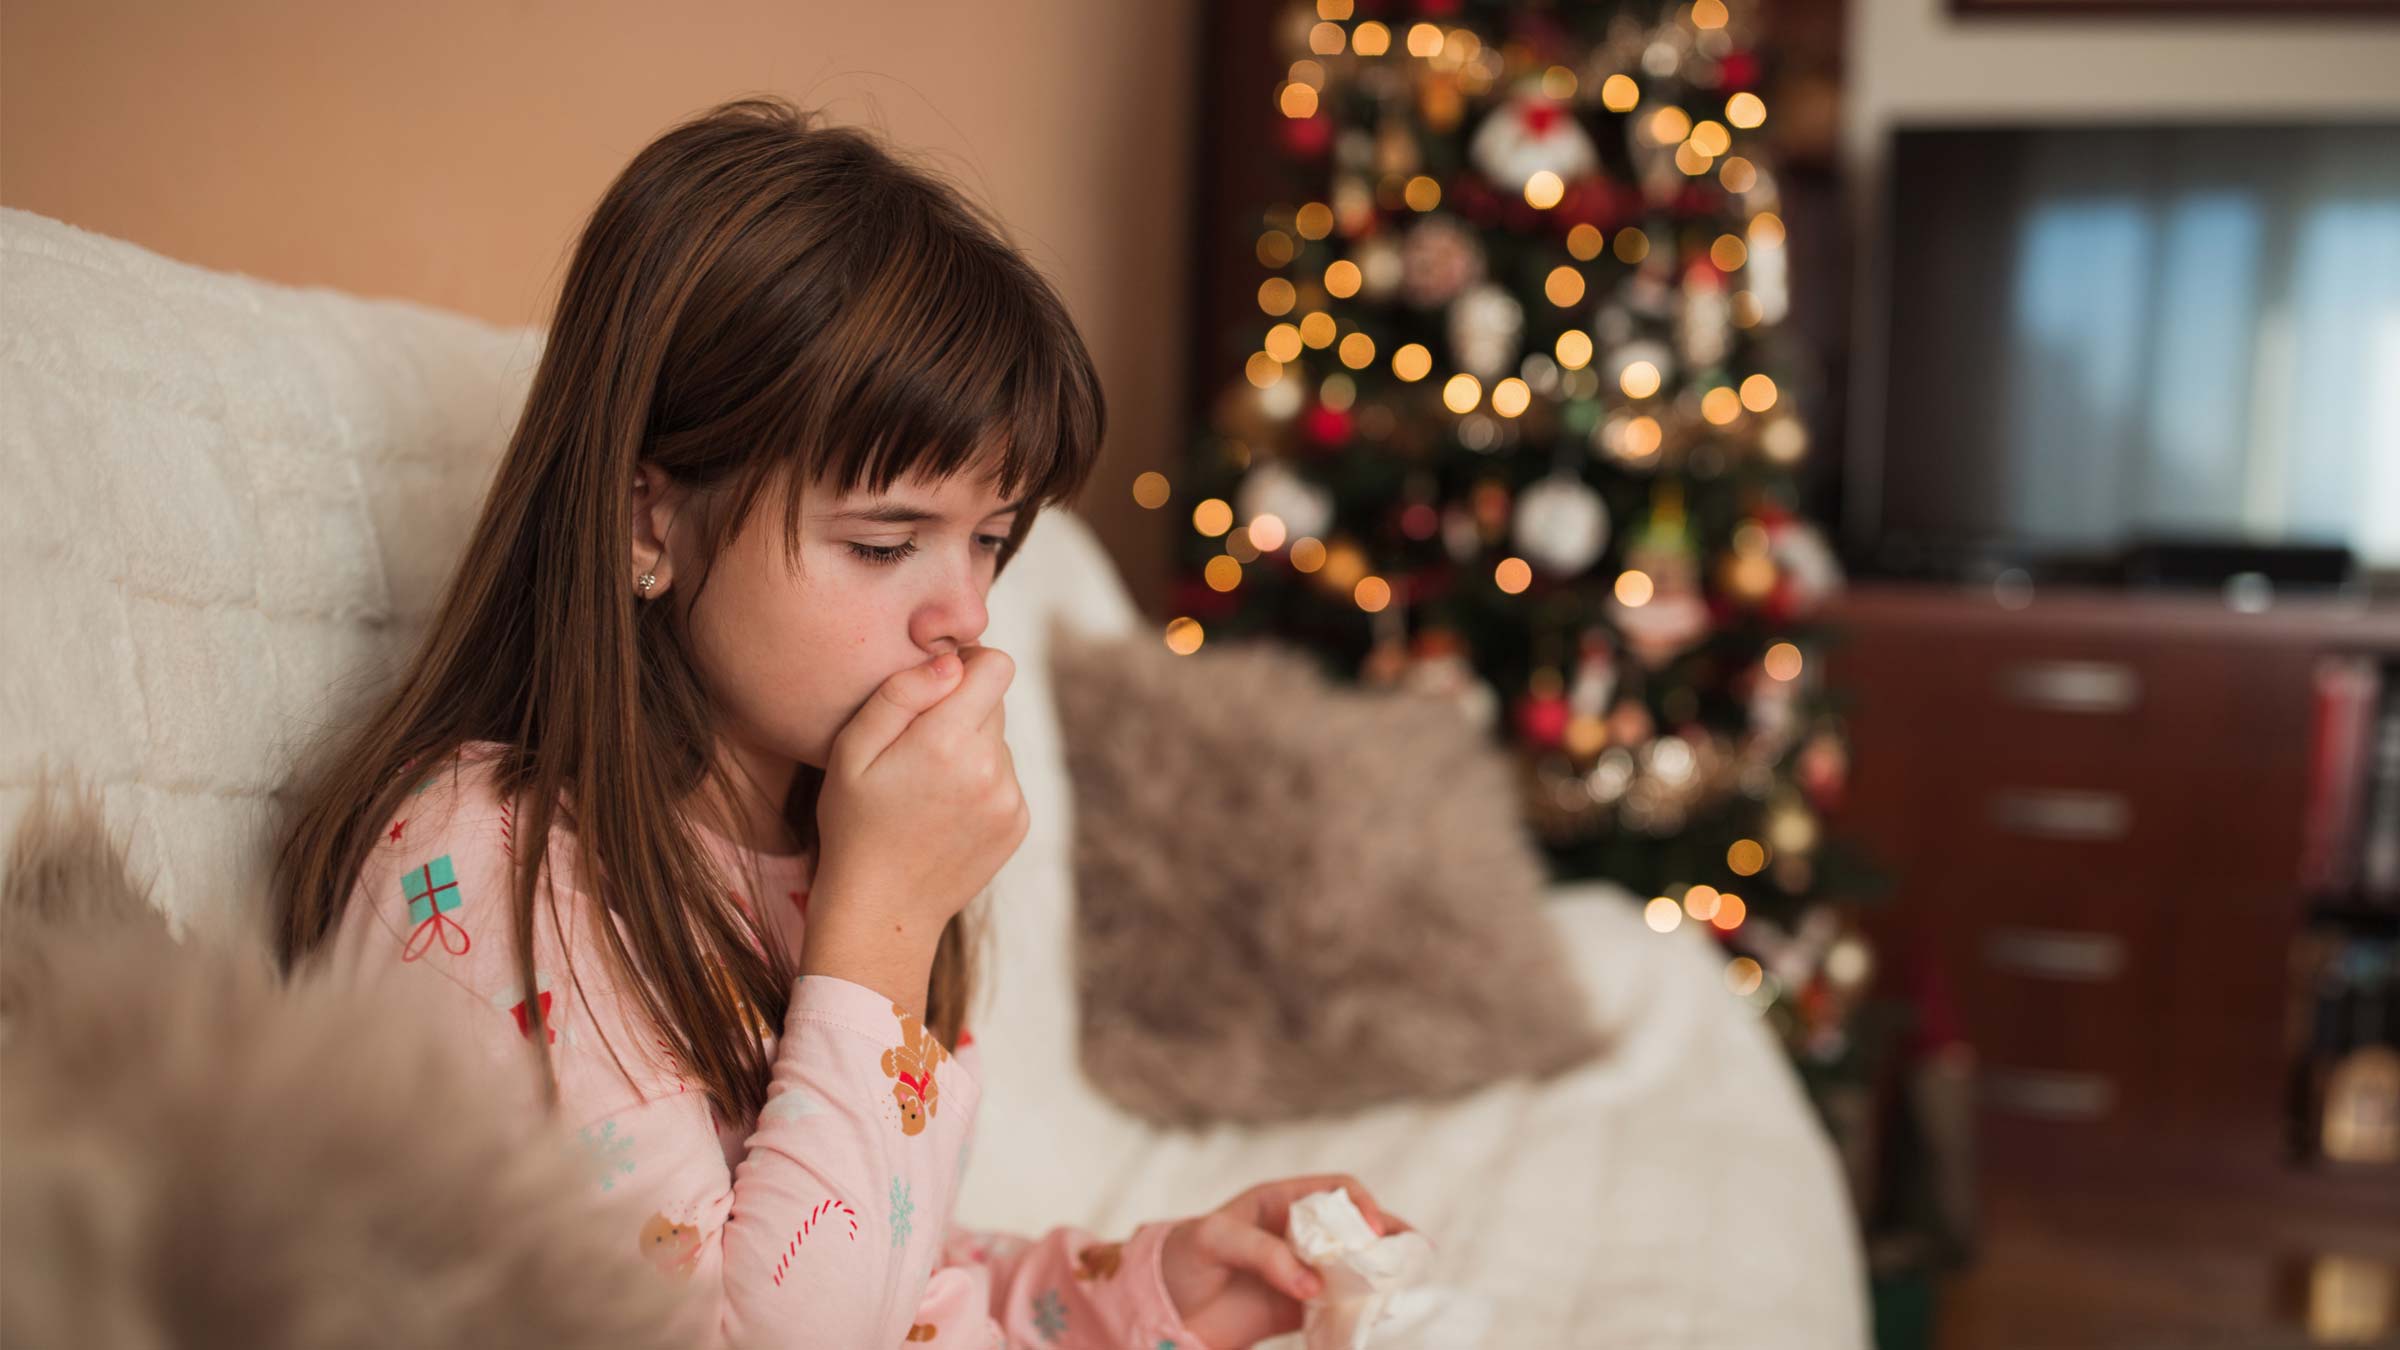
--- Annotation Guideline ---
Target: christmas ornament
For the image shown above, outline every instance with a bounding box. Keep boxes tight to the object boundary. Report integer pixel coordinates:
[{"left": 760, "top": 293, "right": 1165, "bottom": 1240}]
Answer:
[
  {"left": 1467, "top": 92, "right": 1599, "bottom": 192},
  {"left": 1440, "top": 502, "right": 1482, "bottom": 564},
  {"left": 1301, "top": 401, "right": 1355, "bottom": 452},
  {"left": 1612, "top": 539, "right": 1709, "bottom": 669},
  {"left": 1566, "top": 628, "right": 1618, "bottom": 719},
  {"left": 1602, "top": 336, "right": 1677, "bottom": 401},
  {"left": 1511, "top": 472, "right": 1611, "bottom": 577},
  {"left": 1514, "top": 667, "right": 1571, "bottom": 751},
  {"left": 1447, "top": 282, "right": 1524, "bottom": 381},
  {"left": 1401, "top": 215, "right": 1484, "bottom": 310},
  {"left": 1747, "top": 662, "right": 1801, "bottom": 763},
  {"left": 1765, "top": 792, "right": 1820, "bottom": 857},
  {"left": 1236, "top": 459, "right": 1334, "bottom": 542},
  {"left": 1402, "top": 627, "right": 1500, "bottom": 732},
  {"left": 1797, "top": 730, "right": 1849, "bottom": 811},
  {"left": 1678, "top": 268, "right": 1733, "bottom": 370},
  {"left": 1765, "top": 514, "right": 1843, "bottom": 619},
  {"left": 1606, "top": 699, "right": 1654, "bottom": 748},
  {"left": 1355, "top": 234, "right": 1404, "bottom": 302}
]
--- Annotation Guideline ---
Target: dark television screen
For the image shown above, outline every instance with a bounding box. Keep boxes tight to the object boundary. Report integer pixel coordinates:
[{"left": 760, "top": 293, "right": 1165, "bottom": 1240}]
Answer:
[{"left": 1856, "top": 122, "right": 2400, "bottom": 580}]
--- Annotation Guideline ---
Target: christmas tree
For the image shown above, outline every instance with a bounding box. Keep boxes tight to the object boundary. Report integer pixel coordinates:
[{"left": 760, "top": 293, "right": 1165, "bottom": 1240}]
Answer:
[{"left": 1159, "top": 0, "right": 1886, "bottom": 1081}]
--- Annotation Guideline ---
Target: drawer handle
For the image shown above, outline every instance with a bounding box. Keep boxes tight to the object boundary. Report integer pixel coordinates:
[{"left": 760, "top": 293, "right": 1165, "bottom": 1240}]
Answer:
[
  {"left": 1990, "top": 789, "right": 2131, "bottom": 840},
  {"left": 1982, "top": 927, "right": 2126, "bottom": 982},
  {"left": 1984, "top": 1069, "right": 2115, "bottom": 1121},
  {"left": 1996, "top": 660, "right": 2142, "bottom": 715}
]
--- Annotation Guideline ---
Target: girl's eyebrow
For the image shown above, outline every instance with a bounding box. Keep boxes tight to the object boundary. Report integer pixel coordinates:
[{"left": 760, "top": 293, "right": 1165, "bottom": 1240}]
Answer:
[{"left": 823, "top": 498, "right": 1031, "bottom": 525}]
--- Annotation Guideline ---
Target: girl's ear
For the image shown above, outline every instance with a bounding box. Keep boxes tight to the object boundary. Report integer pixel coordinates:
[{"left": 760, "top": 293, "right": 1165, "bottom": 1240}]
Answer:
[{"left": 630, "top": 461, "right": 686, "bottom": 599}]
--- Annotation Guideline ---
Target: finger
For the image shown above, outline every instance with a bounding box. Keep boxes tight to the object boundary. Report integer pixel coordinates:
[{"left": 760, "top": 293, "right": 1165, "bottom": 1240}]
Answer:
[
  {"left": 914, "top": 645, "right": 1014, "bottom": 742},
  {"left": 1249, "top": 1174, "right": 1399, "bottom": 1239},
  {"left": 828, "top": 653, "right": 966, "bottom": 773},
  {"left": 1201, "top": 1215, "right": 1323, "bottom": 1304}
]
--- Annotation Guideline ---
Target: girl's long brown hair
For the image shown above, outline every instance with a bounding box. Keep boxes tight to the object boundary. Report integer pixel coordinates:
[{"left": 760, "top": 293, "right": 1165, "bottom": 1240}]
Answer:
[{"left": 273, "top": 96, "right": 1104, "bottom": 1124}]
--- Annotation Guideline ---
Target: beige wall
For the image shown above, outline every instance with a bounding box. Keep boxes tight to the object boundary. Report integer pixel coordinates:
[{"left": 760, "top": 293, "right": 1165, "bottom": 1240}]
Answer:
[{"left": 0, "top": 0, "right": 1196, "bottom": 612}]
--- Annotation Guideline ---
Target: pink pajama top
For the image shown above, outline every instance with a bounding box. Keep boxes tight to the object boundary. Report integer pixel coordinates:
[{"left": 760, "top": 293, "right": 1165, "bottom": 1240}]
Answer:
[{"left": 321, "top": 742, "right": 1209, "bottom": 1349}]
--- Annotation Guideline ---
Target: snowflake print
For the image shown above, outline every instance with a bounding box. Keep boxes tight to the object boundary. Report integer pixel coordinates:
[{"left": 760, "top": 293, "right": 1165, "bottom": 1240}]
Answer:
[
  {"left": 579, "top": 1121, "right": 636, "bottom": 1191},
  {"left": 1031, "top": 1288, "right": 1068, "bottom": 1342},
  {"left": 889, "top": 1176, "right": 915, "bottom": 1251}
]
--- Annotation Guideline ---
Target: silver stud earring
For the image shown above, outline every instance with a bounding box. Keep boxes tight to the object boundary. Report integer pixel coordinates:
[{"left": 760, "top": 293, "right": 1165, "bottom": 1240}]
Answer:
[{"left": 637, "top": 572, "right": 658, "bottom": 596}]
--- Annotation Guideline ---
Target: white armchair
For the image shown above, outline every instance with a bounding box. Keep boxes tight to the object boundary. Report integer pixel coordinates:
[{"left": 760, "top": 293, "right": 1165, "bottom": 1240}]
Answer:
[{"left": 0, "top": 206, "right": 1867, "bottom": 1348}]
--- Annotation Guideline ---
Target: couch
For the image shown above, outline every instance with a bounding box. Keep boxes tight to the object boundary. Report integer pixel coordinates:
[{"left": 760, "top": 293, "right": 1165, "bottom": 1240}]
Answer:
[{"left": 0, "top": 205, "right": 1868, "bottom": 1348}]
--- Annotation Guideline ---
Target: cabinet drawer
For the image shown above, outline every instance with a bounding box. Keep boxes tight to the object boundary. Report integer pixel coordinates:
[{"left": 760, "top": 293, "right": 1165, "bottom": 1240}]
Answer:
[{"left": 1956, "top": 947, "right": 2160, "bottom": 1131}]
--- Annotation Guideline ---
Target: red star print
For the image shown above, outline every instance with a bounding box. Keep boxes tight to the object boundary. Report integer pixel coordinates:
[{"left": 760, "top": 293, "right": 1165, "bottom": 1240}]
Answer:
[
  {"left": 789, "top": 888, "right": 810, "bottom": 919},
  {"left": 388, "top": 819, "right": 406, "bottom": 843}
]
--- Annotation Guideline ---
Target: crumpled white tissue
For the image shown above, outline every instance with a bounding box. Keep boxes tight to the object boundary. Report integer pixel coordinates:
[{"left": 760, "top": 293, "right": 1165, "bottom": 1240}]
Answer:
[{"left": 1250, "top": 1187, "right": 1493, "bottom": 1350}]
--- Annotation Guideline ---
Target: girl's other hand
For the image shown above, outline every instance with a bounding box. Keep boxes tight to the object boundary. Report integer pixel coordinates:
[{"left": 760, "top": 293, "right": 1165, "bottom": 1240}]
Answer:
[{"left": 1157, "top": 1173, "right": 1417, "bottom": 1349}]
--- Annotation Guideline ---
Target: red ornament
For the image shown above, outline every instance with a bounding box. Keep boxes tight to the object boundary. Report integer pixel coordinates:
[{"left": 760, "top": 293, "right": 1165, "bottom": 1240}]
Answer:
[
  {"left": 1279, "top": 113, "right": 1333, "bottom": 159},
  {"left": 1718, "top": 52, "right": 1762, "bottom": 91},
  {"left": 1302, "top": 402, "right": 1354, "bottom": 450},
  {"left": 1515, "top": 691, "right": 1572, "bottom": 750}
]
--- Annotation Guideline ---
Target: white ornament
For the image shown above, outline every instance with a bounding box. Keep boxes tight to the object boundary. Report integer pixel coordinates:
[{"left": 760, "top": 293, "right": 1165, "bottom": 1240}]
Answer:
[
  {"left": 1236, "top": 460, "right": 1334, "bottom": 541},
  {"left": 1512, "top": 473, "right": 1611, "bottom": 576},
  {"left": 1448, "top": 283, "right": 1524, "bottom": 382},
  {"left": 1468, "top": 93, "right": 1599, "bottom": 190},
  {"left": 1355, "top": 234, "right": 1405, "bottom": 302},
  {"left": 1679, "top": 273, "right": 1733, "bottom": 370},
  {"left": 1769, "top": 518, "right": 1845, "bottom": 615},
  {"left": 1603, "top": 337, "right": 1677, "bottom": 395}
]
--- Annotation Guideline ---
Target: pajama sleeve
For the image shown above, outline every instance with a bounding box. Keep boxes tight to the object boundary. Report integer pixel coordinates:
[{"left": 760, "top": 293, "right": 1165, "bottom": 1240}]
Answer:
[{"left": 936, "top": 1207, "right": 1211, "bottom": 1350}]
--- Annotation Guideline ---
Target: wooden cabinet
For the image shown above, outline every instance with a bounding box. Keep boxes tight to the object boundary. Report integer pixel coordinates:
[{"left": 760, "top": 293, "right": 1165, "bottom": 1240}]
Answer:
[{"left": 1825, "top": 583, "right": 2400, "bottom": 1188}]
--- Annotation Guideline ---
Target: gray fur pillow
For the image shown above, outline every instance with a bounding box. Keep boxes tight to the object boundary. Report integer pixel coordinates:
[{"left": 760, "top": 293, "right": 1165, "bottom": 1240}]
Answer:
[{"left": 1051, "top": 624, "right": 1608, "bottom": 1126}]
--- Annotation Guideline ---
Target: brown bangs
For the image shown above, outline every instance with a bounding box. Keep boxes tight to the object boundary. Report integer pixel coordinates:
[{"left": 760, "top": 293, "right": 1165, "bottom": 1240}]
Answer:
[{"left": 659, "top": 146, "right": 1106, "bottom": 572}]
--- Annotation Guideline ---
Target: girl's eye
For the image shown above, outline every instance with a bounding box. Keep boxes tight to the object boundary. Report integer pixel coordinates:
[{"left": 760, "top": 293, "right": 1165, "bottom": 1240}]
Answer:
[
  {"left": 847, "top": 540, "right": 918, "bottom": 566},
  {"left": 846, "top": 535, "right": 1008, "bottom": 567}
]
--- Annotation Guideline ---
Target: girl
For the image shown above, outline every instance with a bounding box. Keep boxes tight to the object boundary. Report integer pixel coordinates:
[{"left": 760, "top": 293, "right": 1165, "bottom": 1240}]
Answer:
[{"left": 272, "top": 97, "right": 1410, "bottom": 1350}]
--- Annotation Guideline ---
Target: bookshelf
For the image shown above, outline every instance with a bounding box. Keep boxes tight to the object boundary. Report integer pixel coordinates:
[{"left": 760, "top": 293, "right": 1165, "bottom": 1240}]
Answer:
[{"left": 2289, "top": 648, "right": 2400, "bottom": 1176}]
